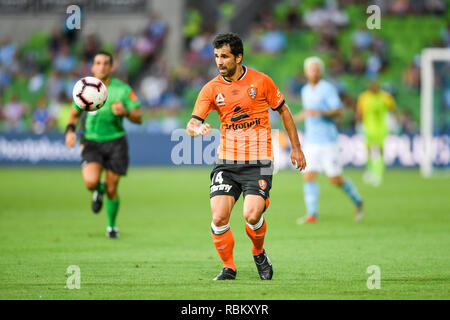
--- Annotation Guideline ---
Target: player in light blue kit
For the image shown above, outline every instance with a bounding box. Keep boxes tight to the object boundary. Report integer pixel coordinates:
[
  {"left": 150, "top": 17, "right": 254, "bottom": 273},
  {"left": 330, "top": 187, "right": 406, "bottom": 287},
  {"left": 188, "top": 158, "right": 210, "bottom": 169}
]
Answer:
[{"left": 294, "top": 57, "right": 363, "bottom": 223}]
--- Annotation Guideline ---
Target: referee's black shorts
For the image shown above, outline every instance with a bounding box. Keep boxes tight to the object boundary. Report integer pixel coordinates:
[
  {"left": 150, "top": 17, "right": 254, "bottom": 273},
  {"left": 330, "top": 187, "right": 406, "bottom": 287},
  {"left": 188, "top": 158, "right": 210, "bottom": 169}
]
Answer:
[{"left": 81, "top": 136, "right": 129, "bottom": 176}]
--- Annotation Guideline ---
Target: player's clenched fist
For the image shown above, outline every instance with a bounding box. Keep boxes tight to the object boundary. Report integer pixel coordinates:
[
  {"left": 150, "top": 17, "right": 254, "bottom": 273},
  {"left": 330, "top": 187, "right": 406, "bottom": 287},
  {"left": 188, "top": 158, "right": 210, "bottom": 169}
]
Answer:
[
  {"left": 65, "top": 130, "right": 77, "bottom": 148},
  {"left": 186, "top": 117, "right": 212, "bottom": 137},
  {"left": 195, "top": 123, "right": 212, "bottom": 136},
  {"left": 111, "top": 101, "right": 129, "bottom": 116}
]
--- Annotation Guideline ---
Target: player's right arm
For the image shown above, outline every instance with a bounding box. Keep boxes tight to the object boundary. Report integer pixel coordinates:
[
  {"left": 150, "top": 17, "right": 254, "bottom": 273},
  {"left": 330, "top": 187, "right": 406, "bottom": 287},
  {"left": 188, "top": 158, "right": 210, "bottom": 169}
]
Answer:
[
  {"left": 186, "top": 84, "right": 214, "bottom": 137},
  {"left": 65, "top": 107, "right": 82, "bottom": 148},
  {"left": 278, "top": 104, "right": 306, "bottom": 171}
]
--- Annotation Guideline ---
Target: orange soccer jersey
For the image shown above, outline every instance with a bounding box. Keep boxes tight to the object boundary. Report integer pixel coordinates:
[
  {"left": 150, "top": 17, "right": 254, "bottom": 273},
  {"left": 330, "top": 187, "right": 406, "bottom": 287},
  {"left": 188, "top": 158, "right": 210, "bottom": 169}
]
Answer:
[{"left": 192, "top": 66, "right": 285, "bottom": 162}]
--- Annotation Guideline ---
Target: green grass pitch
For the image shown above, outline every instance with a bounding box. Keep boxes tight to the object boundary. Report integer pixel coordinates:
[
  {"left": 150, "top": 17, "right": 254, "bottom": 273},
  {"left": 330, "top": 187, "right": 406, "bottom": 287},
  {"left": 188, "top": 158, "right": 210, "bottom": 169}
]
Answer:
[{"left": 0, "top": 167, "right": 449, "bottom": 300}]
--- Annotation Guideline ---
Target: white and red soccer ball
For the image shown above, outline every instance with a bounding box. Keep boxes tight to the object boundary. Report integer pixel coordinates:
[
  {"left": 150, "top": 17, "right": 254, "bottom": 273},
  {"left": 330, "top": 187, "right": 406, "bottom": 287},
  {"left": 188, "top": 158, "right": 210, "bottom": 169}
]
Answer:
[{"left": 72, "top": 77, "right": 108, "bottom": 111}]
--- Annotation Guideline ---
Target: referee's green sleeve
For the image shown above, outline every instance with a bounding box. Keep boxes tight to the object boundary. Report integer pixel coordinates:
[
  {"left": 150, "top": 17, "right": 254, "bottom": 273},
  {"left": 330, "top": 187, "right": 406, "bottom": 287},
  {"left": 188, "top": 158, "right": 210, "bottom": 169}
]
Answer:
[
  {"left": 72, "top": 102, "right": 83, "bottom": 113},
  {"left": 124, "top": 87, "right": 141, "bottom": 110}
]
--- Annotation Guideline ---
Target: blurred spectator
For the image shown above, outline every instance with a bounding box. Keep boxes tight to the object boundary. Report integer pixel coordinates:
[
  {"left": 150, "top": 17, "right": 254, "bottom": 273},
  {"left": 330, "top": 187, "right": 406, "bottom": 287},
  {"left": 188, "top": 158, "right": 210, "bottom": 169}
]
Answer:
[
  {"left": 134, "top": 16, "right": 167, "bottom": 69},
  {"left": 371, "top": 0, "right": 390, "bottom": 14},
  {"left": 3, "top": 95, "right": 27, "bottom": 132},
  {"left": 32, "top": 97, "right": 51, "bottom": 134},
  {"left": 441, "top": 23, "right": 450, "bottom": 47},
  {"left": 134, "top": 31, "right": 157, "bottom": 58},
  {"left": 250, "top": 11, "right": 288, "bottom": 55},
  {"left": 49, "top": 27, "right": 63, "bottom": 55},
  {"left": 349, "top": 51, "right": 365, "bottom": 74},
  {"left": 47, "top": 71, "right": 65, "bottom": 100},
  {"left": 82, "top": 34, "right": 101, "bottom": 62},
  {"left": 390, "top": 0, "right": 410, "bottom": 15},
  {"left": 444, "top": 87, "right": 450, "bottom": 109},
  {"left": 303, "top": 0, "right": 348, "bottom": 52},
  {"left": 53, "top": 44, "right": 77, "bottom": 74},
  {"left": 366, "top": 54, "right": 383, "bottom": 78},
  {"left": 145, "top": 13, "right": 167, "bottom": 44},
  {"left": 352, "top": 27, "right": 372, "bottom": 51},
  {"left": 183, "top": 7, "right": 203, "bottom": 49},
  {"left": 28, "top": 68, "right": 45, "bottom": 93},
  {"left": 303, "top": 0, "right": 349, "bottom": 29},
  {"left": 403, "top": 60, "right": 420, "bottom": 90},
  {"left": 288, "top": 71, "right": 306, "bottom": 98},
  {"left": 388, "top": 0, "right": 446, "bottom": 15},
  {"left": 189, "top": 31, "right": 214, "bottom": 61},
  {"left": 116, "top": 30, "right": 135, "bottom": 53},
  {"left": 328, "top": 51, "right": 347, "bottom": 76},
  {"left": 0, "top": 66, "right": 12, "bottom": 90},
  {"left": 371, "top": 36, "right": 388, "bottom": 60},
  {"left": 424, "top": 0, "right": 446, "bottom": 14},
  {"left": 63, "top": 71, "right": 79, "bottom": 99},
  {"left": 286, "top": 6, "right": 302, "bottom": 30},
  {"left": 0, "top": 37, "right": 17, "bottom": 68},
  {"left": 55, "top": 93, "right": 73, "bottom": 132},
  {"left": 259, "top": 22, "right": 287, "bottom": 54},
  {"left": 398, "top": 109, "right": 418, "bottom": 134},
  {"left": 317, "top": 27, "right": 339, "bottom": 52},
  {"left": 139, "top": 71, "right": 168, "bottom": 107}
]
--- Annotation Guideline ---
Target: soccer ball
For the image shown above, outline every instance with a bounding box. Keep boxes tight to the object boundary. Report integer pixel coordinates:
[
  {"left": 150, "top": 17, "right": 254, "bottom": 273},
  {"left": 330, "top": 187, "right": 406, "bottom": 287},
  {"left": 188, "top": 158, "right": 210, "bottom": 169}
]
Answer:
[{"left": 72, "top": 76, "right": 108, "bottom": 111}]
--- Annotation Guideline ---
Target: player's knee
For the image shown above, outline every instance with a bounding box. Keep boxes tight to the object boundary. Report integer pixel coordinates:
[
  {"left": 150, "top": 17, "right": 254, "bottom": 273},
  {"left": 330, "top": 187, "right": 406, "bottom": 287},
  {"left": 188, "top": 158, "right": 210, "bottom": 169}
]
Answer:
[
  {"left": 303, "top": 172, "right": 316, "bottom": 182},
  {"left": 211, "top": 215, "right": 229, "bottom": 227},
  {"left": 329, "top": 176, "right": 344, "bottom": 187},
  {"left": 105, "top": 183, "right": 118, "bottom": 199},
  {"left": 84, "top": 178, "right": 99, "bottom": 191},
  {"left": 210, "top": 201, "right": 232, "bottom": 226},
  {"left": 243, "top": 207, "right": 262, "bottom": 225}
]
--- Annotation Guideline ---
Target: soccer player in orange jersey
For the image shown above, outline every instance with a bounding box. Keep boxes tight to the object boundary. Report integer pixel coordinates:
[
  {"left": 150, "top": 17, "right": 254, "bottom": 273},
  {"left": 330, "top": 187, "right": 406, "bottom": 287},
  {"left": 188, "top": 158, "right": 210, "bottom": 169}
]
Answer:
[{"left": 186, "top": 33, "right": 306, "bottom": 280}]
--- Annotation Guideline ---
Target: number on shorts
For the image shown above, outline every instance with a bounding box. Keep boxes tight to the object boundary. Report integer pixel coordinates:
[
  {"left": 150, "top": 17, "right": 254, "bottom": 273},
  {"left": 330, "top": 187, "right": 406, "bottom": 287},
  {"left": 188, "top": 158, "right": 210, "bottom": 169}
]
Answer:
[{"left": 215, "top": 171, "right": 224, "bottom": 184}]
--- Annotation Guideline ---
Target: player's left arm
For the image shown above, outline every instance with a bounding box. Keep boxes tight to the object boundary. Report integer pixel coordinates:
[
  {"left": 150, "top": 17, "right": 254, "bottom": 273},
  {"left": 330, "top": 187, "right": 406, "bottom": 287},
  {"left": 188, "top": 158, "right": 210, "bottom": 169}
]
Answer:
[
  {"left": 264, "top": 74, "right": 306, "bottom": 169},
  {"left": 111, "top": 88, "right": 142, "bottom": 124},
  {"left": 278, "top": 104, "right": 306, "bottom": 171}
]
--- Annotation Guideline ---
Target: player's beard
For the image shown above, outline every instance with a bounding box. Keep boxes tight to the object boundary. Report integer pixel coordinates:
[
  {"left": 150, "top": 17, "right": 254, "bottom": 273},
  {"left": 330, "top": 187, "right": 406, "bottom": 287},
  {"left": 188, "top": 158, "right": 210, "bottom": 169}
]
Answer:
[{"left": 219, "top": 64, "right": 237, "bottom": 78}]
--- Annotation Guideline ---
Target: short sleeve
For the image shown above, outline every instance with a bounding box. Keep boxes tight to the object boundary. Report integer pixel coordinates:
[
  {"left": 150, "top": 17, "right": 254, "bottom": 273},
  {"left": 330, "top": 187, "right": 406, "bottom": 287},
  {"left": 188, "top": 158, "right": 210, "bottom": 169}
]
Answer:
[
  {"left": 72, "top": 101, "right": 83, "bottom": 113},
  {"left": 325, "top": 83, "right": 342, "bottom": 110},
  {"left": 192, "top": 85, "right": 214, "bottom": 122},
  {"left": 264, "top": 75, "right": 285, "bottom": 111},
  {"left": 123, "top": 86, "right": 141, "bottom": 110}
]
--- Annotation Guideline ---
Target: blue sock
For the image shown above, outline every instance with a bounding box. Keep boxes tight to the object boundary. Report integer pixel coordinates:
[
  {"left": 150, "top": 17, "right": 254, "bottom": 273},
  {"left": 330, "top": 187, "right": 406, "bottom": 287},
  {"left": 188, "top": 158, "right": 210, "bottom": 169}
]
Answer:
[
  {"left": 304, "top": 181, "right": 319, "bottom": 216},
  {"left": 341, "top": 178, "right": 362, "bottom": 206}
]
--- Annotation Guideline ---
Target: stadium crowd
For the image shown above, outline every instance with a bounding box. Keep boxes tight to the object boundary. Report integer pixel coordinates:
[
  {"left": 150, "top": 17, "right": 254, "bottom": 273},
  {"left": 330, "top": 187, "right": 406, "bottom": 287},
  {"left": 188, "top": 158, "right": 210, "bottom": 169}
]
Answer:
[{"left": 0, "top": 0, "right": 449, "bottom": 134}]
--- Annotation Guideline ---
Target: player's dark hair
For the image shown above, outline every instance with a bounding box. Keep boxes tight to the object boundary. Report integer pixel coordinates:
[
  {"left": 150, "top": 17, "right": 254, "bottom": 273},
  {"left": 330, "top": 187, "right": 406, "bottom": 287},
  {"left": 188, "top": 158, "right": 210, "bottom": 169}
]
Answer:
[
  {"left": 213, "top": 33, "right": 244, "bottom": 58},
  {"left": 94, "top": 51, "right": 114, "bottom": 66}
]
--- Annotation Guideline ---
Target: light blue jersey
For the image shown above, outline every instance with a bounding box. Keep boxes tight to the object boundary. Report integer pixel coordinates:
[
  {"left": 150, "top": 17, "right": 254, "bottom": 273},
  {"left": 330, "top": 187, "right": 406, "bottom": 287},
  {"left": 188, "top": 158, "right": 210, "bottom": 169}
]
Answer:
[{"left": 301, "top": 79, "right": 342, "bottom": 144}]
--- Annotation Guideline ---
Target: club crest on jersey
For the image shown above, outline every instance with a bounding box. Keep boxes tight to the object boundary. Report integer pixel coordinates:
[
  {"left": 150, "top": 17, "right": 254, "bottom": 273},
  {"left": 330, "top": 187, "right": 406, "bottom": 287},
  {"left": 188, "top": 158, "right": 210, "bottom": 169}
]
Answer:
[
  {"left": 247, "top": 85, "right": 257, "bottom": 99},
  {"left": 215, "top": 93, "right": 226, "bottom": 106},
  {"left": 258, "top": 179, "right": 267, "bottom": 190}
]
